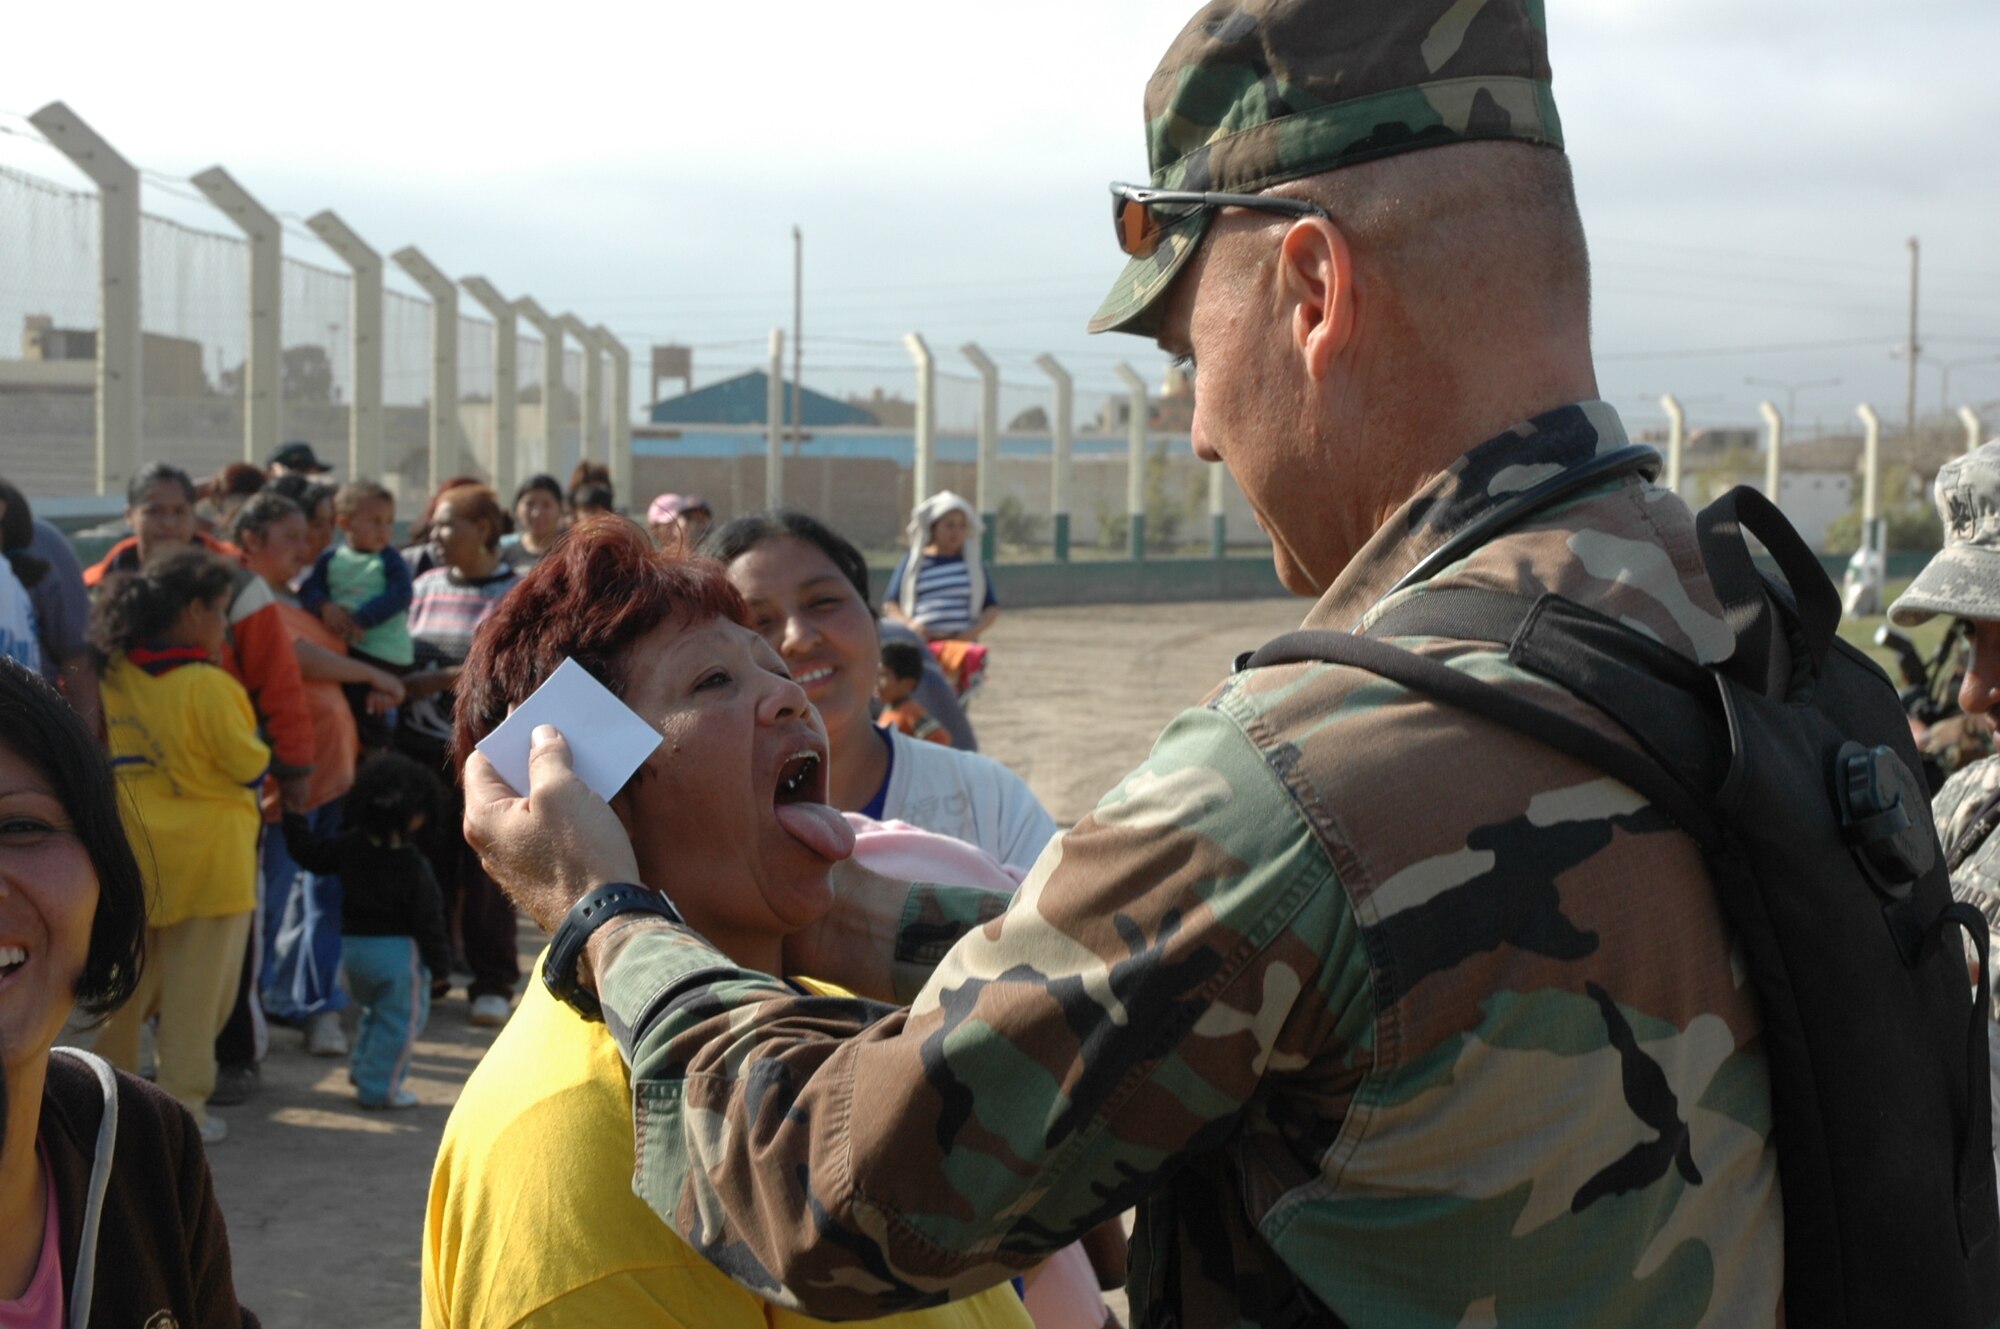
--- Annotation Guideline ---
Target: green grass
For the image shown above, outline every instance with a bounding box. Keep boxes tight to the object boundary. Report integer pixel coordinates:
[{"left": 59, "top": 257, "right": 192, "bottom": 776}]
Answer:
[{"left": 1834, "top": 578, "right": 1953, "bottom": 678}]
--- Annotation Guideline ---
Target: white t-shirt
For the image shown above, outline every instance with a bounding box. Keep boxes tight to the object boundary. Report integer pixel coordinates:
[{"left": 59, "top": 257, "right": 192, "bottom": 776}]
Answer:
[{"left": 880, "top": 728, "right": 1058, "bottom": 873}]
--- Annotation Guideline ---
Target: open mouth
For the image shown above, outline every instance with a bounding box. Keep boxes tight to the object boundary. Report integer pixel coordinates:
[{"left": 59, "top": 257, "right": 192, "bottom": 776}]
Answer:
[
  {"left": 774, "top": 749, "right": 824, "bottom": 803},
  {"left": 769, "top": 745, "right": 854, "bottom": 862},
  {"left": 0, "top": 945, "right": 25, "bottom": 981}
]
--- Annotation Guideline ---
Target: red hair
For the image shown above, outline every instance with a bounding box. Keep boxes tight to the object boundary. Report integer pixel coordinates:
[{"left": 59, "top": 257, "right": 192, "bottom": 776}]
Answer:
[{"left": 452, "top": 515, "right": 746, "bottom": 770}]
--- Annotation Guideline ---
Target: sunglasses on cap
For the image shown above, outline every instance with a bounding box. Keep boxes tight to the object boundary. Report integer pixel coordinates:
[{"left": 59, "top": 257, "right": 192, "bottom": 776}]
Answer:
[{"left": 1109, "top": 182, "right": 1332, "bottom": 259}]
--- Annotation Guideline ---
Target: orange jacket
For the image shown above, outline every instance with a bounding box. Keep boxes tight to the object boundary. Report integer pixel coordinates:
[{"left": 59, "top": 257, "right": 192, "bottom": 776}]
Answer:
[{"left": 86, "top": 533, "right": 316, "bottom": 777}]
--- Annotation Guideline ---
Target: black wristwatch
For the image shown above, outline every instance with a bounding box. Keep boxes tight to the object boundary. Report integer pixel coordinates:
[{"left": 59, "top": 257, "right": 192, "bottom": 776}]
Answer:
[{"left": 542, "top": 882, "right": 684, "bottom": 1020}]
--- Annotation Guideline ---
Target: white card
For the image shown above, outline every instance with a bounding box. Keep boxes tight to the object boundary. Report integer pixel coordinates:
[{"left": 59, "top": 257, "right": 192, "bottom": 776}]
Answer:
[{"left": 474, "top": 657, "right": 662, "bottom": 801}]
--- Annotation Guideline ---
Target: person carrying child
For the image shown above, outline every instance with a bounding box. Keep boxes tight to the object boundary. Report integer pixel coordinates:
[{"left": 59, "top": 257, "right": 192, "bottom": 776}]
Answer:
[
  {"left": 300, "top": 479, "right": 414, "bottom": 752},
  {"left": 884, "top": 490, "right": 998, "bottom": 697},
  {"left": 90, "top": 550, "right": 271, "bottom": 1144},
  {"left": 281, "top": 753, "right": 451, "bottom": 1110},
  {"left": 876, "top": 638, "right": 952, "bottom": 746}
]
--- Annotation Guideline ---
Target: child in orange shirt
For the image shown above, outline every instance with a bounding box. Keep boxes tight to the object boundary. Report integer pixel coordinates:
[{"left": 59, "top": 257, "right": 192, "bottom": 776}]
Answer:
[{"left": 876, "top": 640, "right": 951, "bottom": 746}]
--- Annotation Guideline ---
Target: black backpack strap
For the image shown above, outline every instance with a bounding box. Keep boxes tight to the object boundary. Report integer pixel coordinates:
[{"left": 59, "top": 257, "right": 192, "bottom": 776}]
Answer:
[
  {"left": 1360, "top": 588, "right": 1725, "bottom": 798},
  {"left": 1245, "top": 628, "right": 1723, "bottom": 851},
  {"left": 1695, "top": 487, "right": 1841, "bottom": 684},
  {"left": 1926, "top": 900, "right": 1997, "bottom": 1253}
]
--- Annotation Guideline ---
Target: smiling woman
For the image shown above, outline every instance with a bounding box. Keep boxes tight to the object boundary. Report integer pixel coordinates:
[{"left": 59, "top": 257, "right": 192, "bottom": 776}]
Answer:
[
  {"left": 0, "top": 658, "right": 258, "bottom": 1328},
  {"left": 425, "top": 518, "right": 1030, "bottom": 1329}
]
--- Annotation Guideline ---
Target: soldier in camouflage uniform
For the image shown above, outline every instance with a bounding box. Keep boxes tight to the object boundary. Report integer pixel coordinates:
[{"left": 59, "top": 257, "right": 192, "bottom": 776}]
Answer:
[
  {"left": 465, "top": 1, "right": 1786, "bottom": 1324},
  {"left": 1892, "top": 441, "right": 2000, "bottom": 1201}
]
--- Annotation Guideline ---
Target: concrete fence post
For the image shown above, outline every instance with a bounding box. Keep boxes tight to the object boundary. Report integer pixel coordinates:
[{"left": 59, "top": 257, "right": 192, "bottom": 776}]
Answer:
[
  {"left": 191, "top": 166, "right": 282, "bottom": 465},
  {"left": 1659, "top": 394, "right": 1685, "bottom": 497},
  {"left": 961, "top": 343, "right": 1000, "bottom": 562},
  {"left": 460, "top": 278, "right": 518, "bottom": 501},
  {"left": 31, "top": 101, "right": 141, "bottom": 496},
  {"left": 597, "top": 325, "right": 631, "bottom": 508},
  {"left": 1962, "top": 406, "right": 1986, "bottom": 456},
  {"left": 513, "top": 298, "right": 564, "bottom": 476},
  {"left": 1113, "top": 364, "right": 1148, "bottom": 560},
  {"left": 558, "top": 313, "right": 603, "bottom": 466},
  {"left": 1208, "top": 463, "right": 1227, "bottom": 559},
  {"left": 1848, "top": 403, "right": 1887, "bottom": 616},
  {"left": 1858, "top": 404, "right": 1882, "bottom": 528},
  {"left": 1758, "top": 400, "right": 1783, "bottom": 505},
  {"left": 306, "top": 210, "right": 384, "bottom": 480},
  {"left": 391, "top": 246, "right": 459, "bottom": 494},
  {"left": 1034, "top": 354, "right": 1073, "bottom": 561},
  {"left": 766, "top": 330, "right": 785, "bottom": 509},
  {"left": 904, "top": 334, "right": 935, "bottom": 505}
]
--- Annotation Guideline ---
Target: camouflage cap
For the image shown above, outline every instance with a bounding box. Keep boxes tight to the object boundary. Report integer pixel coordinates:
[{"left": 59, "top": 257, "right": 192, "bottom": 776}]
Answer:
[
  {"left": 1890, "top": 440, "right": 2000, "bottom": 626},
  {"left": 1090, "top": 0, "right": 1565, "bottom": 337}
]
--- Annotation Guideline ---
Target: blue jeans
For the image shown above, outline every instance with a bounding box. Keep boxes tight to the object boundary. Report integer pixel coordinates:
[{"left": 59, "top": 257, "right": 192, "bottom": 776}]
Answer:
[
  {"left": 262, "top": 803, "right": 349, "bottom": 1020},
  {"left": 342, "top": 934, "right": 431, "bottom": 1104}
]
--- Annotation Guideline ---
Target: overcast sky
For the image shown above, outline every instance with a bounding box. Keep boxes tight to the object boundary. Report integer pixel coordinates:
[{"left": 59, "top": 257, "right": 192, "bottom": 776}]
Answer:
[{"left": 4, "top": 0, "right": 1997, "bottom": 438}]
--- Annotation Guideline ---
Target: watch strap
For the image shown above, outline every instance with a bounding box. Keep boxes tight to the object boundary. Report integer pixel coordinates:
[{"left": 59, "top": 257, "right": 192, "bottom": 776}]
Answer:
[{"left": 542, "top": 882, "right": 683, "bottom": 1020}]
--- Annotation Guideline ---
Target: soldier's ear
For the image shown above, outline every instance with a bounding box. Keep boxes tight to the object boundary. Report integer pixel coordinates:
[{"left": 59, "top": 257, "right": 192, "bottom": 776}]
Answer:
[{"left": 1280, "top": 216, "right": 1354, "bottom": 381}]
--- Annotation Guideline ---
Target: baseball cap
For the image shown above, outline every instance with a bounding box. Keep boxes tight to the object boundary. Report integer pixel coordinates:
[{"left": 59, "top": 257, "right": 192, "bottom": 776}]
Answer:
[
  {"left": 269, "top": 440, "right": 335, "bottom": 474},
  {"left": 1889, "top": 441, "right": 2000, "bottom": 627},
  {"left": 1090, "top": 0, "right": 1566, "bottom": 337}
]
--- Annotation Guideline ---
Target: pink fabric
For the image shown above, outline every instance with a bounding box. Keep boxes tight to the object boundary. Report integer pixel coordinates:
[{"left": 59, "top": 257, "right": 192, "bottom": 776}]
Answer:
[
  {"left": 0, "top": 1151, "right": 63, "bottom": 1329},
  {"left": 845, "top": 815, "right": 1026, "bottom": 892}
]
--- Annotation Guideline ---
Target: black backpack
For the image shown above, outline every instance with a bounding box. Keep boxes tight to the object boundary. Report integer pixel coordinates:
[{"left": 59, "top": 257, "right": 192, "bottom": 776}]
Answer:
[{"left": 1243, "top": 478, "right": 2000, "bottom": 1327}]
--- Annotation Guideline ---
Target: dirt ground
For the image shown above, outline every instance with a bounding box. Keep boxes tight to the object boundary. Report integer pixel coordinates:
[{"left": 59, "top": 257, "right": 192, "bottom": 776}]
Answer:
[{"left": 188, "top": 596, "right": 1309, "bottom": 1327}]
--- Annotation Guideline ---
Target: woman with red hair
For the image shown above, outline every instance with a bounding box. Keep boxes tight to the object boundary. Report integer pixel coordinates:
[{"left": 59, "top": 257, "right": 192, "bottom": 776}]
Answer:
[{"left": 423, "top": 517, "right": 1029, "bottom": 1329}]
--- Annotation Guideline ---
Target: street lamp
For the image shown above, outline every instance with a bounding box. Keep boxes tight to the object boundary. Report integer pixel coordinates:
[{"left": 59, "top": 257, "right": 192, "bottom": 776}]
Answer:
[{"left": 1932, "top": 356, "right": 2000, "bottom": 413}]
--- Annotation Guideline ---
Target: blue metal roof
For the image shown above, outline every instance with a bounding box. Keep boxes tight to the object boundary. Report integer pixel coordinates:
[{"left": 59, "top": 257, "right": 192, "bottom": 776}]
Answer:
[{"left": 649, "top": 371, "right": 877, "bottom": 426}]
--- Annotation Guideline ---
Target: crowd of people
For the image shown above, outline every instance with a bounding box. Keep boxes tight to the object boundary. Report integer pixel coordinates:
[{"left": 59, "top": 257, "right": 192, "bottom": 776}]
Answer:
[{"left": 3, "top": 1, "right": 1995, "bottom": 1326}]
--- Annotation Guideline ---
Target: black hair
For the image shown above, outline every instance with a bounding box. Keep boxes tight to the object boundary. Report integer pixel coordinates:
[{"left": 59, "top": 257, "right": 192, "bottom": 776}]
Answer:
[
  {"left": 229, "top": 489, "right": 305, "bottom": 547},
  {"left": 514, "top": 473, "right": 563, "bottom": 507},
  {"left": 268, "top": 473, "right": 333, "bottom": 517},
  {"left": 704, "top": 510, "right": 875, "bottom": 614},
  {"left": 0, "top": 658, "right": 145, "bottom": 1018},
  {"left": 89, "top": 549, "right": 237, "bottom": 660},
  {"left": 343, "top": 752, "right": 439, "bottom": 843},
  {"left": 125, "top": 461, "right": 197, "bottom": 510},
  {"left": 569, "top": 482, "right": 615, "bottom": 513},
  {"left": 880, "top": 639, "right": 928, "bottom": 684},
  {"left": 0, "top": 476, "right": 49, "bottom": 590}
]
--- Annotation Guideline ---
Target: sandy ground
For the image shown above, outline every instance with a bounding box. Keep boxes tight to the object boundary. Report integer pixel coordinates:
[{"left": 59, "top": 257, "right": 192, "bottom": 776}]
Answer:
[{"left": 185, "top": 596, "right": 1309, "bottom": 1327}]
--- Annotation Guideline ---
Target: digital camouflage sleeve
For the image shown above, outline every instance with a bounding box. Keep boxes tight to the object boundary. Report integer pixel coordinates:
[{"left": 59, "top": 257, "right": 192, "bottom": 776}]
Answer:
[{"left": 599, "top": 403, "right": 1785, "bottom": 1328}]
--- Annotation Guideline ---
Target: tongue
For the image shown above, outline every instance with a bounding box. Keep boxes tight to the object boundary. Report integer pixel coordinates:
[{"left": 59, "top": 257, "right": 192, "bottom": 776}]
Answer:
[{"left": 775, "top": 801, "right": 856, "bottom": 861}]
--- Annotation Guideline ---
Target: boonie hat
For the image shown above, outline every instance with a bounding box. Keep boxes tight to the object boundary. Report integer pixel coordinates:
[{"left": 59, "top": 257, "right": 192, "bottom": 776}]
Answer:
[
  {"left": 269, "top": 440, "right": 334, "bottom": 474},
  {"left": 1090, "top": 0, "right": 1565, "bottom": 337},
  {"left": 1890, "top": 440, "right": 2000, "bottom": 627}
]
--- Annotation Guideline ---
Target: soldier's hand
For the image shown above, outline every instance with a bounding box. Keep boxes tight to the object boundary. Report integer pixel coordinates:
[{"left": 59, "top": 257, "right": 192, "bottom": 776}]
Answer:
[{"left": 463, "top": 725, "right": 640, "bottom": 934}]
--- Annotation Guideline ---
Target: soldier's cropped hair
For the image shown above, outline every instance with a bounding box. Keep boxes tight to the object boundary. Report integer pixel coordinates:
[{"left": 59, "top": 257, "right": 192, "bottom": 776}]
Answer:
[{"left": 1272, "top": 141, "right": 1590, "bottom": 325}]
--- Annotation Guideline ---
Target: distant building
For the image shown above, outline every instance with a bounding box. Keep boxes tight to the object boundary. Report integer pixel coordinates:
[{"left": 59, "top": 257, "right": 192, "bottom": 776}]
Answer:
[
  {"left": 5, "top": 315, "right": 207, "bottom": 397},
  {"left": 650, "top": 371, "right": 876, "bottom": 427},
  {"left": 847, "top": 388, "right": 914, "bottom": 428}
]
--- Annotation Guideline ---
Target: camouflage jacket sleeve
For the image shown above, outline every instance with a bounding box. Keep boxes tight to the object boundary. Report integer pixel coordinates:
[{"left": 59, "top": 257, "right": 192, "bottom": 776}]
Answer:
[{"left": 598, "top": 699, "right": 1362, "bottom": 1317}]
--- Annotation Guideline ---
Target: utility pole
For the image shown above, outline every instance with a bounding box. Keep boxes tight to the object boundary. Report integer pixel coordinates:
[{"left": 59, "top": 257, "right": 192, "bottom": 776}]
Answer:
[
  {"left": 790, "top": 226, "right": 803, "bottom": 460},
  {"left": 1905, "top": 236, "right": 1921, "bottom": 438}
]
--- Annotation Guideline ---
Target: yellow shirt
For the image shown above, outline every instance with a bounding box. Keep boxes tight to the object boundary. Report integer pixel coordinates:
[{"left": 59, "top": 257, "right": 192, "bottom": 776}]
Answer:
[
  {"left": 424, "top": 954, "right": 1033, "bottom": 1329},
  {"left": 101, "top": 653, "right": 270, "bottom": 925}
]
